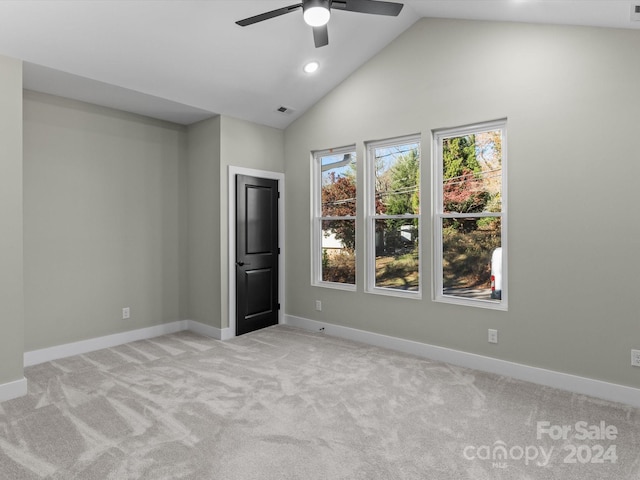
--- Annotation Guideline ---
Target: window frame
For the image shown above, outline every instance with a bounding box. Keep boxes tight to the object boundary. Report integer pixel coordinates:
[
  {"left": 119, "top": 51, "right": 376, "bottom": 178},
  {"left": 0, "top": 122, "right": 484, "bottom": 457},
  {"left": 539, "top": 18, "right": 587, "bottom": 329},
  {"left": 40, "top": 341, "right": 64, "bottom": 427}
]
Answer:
[
  {"left": 432, "top": 119, "right": 508, "bottom": 310},
  {"left": 311, "top": 145, "right": 358, "bottom": 291},
  {"left": 365, "top": 134, "right": 422, "bottom": 299}
]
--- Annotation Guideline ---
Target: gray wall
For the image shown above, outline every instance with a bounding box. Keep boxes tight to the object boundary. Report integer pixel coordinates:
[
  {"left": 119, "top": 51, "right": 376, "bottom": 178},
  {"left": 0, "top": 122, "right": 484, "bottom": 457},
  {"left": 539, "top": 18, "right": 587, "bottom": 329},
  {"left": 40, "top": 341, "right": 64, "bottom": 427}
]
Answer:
[
  {"left": 186, "top": 115, "right": 284, "bottom": 329},
  {"left": 0, "top": 68, "right": 283, "bottom": 391},
  {"left": 219, "top": 116, "right": 284, "bottom": 328},
  {"left": 0, "top": 55, "right": 24, "bottom": 386},
  {"left": 23, "top": 91, "right": 188, "bottom": 350},
  {"left": 20, "top": 92, "right": 284, "bottom": 352},
  {"left": 186, "top": 116, "right": 222, "bottom": 328},
  {"left": 284, "top": 19, "right": 640, "bottom": 388}
]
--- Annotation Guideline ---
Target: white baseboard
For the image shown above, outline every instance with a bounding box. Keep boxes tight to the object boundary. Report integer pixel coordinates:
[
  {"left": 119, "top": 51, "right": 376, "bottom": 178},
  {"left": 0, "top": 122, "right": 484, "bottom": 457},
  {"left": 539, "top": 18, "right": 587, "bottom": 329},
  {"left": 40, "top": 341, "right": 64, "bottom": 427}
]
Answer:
[
  {"left": 220, "top": 327, "right": 234, "bottom": 341},
  {"left": 24, "top": 320, "right": 189, "bottom": 367},
  {"left": 186, "top": 320, "right": 233, "bottom": 340},
  {"left": 284, "top": 314, "right": 640, "bottom": 409},
  {"left": 0, "top": 377, "right": 28, "bottom": 403},
  {"left": 3, "top": 319, "right": 234, "bottom": 402},
  {"left": 14, "top": 314, "right": 638, "bottom": 408},
  {"left": 22, "top": 320, "right": 230, "bottom": 370}
]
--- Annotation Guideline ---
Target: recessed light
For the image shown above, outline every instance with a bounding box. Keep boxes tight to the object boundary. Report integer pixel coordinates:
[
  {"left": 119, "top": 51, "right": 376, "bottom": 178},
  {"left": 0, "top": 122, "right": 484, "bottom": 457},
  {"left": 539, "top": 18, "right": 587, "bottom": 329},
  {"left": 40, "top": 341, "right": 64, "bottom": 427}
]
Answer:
[{"left": 303, "top": 61, "right": 320, "bottom": 74}]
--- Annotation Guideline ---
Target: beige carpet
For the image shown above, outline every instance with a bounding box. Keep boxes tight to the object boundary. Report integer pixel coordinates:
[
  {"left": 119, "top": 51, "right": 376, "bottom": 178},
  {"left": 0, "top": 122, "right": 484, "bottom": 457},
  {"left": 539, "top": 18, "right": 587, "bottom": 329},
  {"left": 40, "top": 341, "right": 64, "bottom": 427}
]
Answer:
[{"left": 0, "top": 325, "right": 638, "bottom": 479}]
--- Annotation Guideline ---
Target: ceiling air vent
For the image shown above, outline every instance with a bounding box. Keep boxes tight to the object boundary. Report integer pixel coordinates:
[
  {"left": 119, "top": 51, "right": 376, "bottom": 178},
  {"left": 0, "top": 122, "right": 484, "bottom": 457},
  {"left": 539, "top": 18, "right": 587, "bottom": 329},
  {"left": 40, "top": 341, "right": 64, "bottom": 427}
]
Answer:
[
  {"left": 276, "top": 106, "right": 294, "bottom": 114},
  {"left": 632, "top": 4, "right": 640, "bottom": 21}
]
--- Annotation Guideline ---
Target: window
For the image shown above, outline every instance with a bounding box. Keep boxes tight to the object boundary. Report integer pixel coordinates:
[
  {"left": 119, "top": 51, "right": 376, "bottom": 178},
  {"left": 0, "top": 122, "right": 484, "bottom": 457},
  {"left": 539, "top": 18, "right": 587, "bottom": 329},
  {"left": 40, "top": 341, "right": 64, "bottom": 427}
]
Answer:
[
  {"left": 366, "top": 135, "right": 421, "bottom": 297},
  {"left": 433, "top": 120, "right": 507, "bottom": 309},
  {"left": 312, "top": 146, "right": 357, "bottom": 289}
]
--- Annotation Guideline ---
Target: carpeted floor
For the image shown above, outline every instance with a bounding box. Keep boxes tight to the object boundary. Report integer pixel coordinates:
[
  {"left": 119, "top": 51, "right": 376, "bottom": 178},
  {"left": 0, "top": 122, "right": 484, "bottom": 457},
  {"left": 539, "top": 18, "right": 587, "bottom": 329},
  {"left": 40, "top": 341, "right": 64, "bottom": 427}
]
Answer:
[{"left": 0, "top": 325, "right": 638, "bottom": 479}]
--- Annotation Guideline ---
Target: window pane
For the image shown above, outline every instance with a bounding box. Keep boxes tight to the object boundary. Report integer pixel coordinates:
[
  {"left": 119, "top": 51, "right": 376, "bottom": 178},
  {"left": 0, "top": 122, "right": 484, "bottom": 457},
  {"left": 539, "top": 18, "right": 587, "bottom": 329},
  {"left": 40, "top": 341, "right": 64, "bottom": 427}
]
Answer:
[
  {"left": 321, "top": 152, "right": 356, "bottom": 217},
  {"left": 373, "top": 143, "right": 420, "bottom": 215},
  {"left": 322, "top": 219, "right": 356, "bottom": 284},
  {"left": 374, "top": 218, "right": 419, "bottom": 291},
  {"left": 442, "top": 217, "right": 501, "bottom": 300},
  {"left": 442, "top": 130, "right": 502, "bottom": 214}
]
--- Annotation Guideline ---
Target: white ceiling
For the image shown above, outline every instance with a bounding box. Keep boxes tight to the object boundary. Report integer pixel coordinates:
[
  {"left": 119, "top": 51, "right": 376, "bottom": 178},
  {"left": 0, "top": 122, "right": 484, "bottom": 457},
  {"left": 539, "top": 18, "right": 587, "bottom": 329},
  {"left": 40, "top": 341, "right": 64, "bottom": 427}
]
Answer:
[{"left": 0, "top": 0, "right": 638, "bottom": 128}]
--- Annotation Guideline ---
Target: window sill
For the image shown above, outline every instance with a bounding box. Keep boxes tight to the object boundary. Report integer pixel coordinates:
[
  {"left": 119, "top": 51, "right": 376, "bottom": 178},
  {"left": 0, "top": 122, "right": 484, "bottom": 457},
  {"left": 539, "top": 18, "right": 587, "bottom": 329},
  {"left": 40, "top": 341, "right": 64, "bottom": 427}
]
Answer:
[
  {"left": 313, "top": 281, "right": 357, "bottom": 292},
  {"left": 434, "top": 293, "right": 508, "bottom": 311},
  {"left": 366, "top": 287, "right": 422, "bottom": 300}
]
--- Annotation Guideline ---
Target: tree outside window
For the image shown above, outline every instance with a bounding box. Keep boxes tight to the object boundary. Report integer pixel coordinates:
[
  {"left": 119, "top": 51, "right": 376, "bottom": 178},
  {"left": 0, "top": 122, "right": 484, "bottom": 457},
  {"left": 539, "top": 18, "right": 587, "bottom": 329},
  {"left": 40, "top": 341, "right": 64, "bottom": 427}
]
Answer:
[
  {"left": 313, "top": 148, "right": 357, "bottom": 287},
  {"left": 367, "top": 136, "right": 421, "bottom": 296},
  {"left": 434, "top": 121, "right": 507, "bottom": 308}
]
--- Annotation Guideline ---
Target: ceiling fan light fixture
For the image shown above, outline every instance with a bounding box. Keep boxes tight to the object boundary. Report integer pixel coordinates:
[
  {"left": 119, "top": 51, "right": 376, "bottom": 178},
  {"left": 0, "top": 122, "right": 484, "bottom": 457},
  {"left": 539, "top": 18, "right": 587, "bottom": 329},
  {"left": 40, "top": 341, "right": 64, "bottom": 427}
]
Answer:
[{"left": 303, "top": 0, "right": 331, "bottom": 27}]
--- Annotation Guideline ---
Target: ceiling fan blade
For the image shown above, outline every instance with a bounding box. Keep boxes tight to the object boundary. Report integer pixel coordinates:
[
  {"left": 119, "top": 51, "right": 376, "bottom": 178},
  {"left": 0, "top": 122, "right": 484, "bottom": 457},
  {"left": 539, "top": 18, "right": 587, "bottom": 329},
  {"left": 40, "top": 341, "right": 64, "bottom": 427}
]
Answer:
[
  {"left": 236, "top": 3, "right": 302, "bottom": 27},
  {"left": 332, "top": 0, "right": 403, "bottom": 16},
  {"left": 313, "top": 25, "right": 329, "bottom": 48}
]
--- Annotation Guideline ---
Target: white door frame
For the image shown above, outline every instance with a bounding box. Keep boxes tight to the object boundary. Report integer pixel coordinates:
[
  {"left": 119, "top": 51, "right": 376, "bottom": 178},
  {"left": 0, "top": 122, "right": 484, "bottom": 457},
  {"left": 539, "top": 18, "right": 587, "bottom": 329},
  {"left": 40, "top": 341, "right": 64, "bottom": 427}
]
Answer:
[{"left": 228, "top": 166, "right": 285, "bottom": 339}]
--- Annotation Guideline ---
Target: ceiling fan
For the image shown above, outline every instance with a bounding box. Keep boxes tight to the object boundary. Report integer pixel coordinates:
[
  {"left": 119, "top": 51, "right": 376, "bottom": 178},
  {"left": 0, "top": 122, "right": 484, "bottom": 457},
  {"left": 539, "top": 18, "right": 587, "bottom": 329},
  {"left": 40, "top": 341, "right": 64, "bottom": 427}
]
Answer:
[{"left": 236, "top": 0, "right": 404, "bottom": 48}]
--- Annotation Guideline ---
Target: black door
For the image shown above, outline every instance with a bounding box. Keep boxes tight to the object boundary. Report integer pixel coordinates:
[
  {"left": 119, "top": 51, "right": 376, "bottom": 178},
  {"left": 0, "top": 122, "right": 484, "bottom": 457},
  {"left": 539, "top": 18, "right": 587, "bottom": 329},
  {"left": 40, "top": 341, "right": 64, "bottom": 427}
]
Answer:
[{"left": 236, "top": 174, "right": 279, "bottom": 336}]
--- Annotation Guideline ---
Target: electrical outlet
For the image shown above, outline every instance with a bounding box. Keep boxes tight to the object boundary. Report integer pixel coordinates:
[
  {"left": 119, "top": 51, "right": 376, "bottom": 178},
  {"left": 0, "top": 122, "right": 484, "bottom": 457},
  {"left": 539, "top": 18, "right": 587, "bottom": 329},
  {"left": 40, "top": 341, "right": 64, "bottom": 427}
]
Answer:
[
  {"left": 631, "top": 349, "right": 640, "bottom": 367},
  {"left": 122, "top": 307, "right": 130, "bottom": 320},
  {"left": 315, "top": 300, "right": 322, "bottom": 311},
  {"left": 488, "top": 329, "right": 498, "bottom": 344}
]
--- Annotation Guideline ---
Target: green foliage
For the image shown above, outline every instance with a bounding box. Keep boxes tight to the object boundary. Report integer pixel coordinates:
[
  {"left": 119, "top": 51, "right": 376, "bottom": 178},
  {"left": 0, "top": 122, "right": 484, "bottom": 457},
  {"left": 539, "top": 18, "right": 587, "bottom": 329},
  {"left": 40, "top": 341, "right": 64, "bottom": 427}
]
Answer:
[
  {"left": 385, "top": 148, "right": 420, "bottom": 216},
  {"left": 476, "top": 216, "right": 500, "bottom": 229},
  {"left": 381, "top": 148, "right": 420, "bottom": 246},
  {"left": 443, "top": 135, "right": 480, "bottom": 180}
]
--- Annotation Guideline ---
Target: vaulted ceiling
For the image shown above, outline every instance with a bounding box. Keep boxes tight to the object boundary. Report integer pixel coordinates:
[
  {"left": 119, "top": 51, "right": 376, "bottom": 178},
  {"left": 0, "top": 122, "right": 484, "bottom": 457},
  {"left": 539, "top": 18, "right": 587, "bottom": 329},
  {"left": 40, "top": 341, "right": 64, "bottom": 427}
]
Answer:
[{"left": 0, "top": 1, "right": 637, "bottom": 128}]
